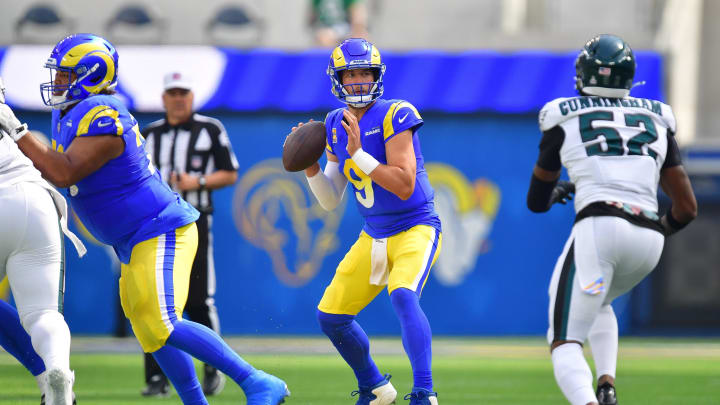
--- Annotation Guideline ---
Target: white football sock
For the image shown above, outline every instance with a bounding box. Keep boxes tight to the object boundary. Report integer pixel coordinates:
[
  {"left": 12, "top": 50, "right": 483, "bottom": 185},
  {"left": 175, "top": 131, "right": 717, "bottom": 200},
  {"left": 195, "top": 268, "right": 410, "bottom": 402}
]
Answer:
[
  {"left": 552, "top": 343, "right": 597, "bottom": 405},
  {"left": 22, "top": 310, "right": 71, "bottom": 372},
  {"left": 36, "top": 370, "right": 47, "bottom": 393},
  {"left": 588, "top": 305, "right": 618, "bottom": 379}
]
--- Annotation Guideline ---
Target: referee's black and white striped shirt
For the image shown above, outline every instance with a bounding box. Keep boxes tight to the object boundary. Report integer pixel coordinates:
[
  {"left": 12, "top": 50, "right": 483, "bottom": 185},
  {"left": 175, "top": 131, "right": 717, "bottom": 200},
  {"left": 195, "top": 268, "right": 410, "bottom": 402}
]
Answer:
[{"left": 142, "top": 113, "right": 239, "bottom": 214}]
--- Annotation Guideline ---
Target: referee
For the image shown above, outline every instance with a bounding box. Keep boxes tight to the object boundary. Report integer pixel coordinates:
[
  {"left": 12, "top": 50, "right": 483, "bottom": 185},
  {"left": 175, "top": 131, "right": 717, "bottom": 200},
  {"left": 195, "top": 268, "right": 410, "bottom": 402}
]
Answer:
[{"left": 140, "top": 72, "right": 239, "bottom": 397}]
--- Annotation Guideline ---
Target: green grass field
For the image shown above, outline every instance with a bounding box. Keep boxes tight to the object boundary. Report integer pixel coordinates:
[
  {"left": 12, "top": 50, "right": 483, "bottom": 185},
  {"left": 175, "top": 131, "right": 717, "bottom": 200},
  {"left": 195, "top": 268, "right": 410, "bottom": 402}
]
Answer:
[{"left": 1, "top": 337, "right": 719, "bottom": 404}]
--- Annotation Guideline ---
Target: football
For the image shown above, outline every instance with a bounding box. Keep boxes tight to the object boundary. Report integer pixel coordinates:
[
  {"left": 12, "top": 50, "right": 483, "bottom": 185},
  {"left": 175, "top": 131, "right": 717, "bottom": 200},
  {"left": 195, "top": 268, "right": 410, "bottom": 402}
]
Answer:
[{"left": 282, "top": 121, "right": 327, "bottom": 172}]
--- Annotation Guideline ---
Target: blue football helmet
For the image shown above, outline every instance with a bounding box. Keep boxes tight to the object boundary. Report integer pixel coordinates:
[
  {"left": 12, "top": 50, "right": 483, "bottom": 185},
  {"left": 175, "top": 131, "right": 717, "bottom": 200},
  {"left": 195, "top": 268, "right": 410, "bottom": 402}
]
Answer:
[
  {"left": 575, "top": 34, "right": 636, "bottom": 98},
  {"left": 327, "top": 38, "right": 386, "bottom": 108},
  {"left": 40, "top": 33, "right": 119, "bottom": 109}
]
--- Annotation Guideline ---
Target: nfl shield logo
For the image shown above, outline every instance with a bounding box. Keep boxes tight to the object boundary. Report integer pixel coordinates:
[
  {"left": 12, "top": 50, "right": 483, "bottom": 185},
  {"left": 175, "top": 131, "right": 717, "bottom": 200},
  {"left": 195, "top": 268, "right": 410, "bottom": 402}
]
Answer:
[
  {"left": 598, "top": 67, "right": 612, "bottom": 76},
  {"left": 191, "top": 156, "right": 203, "bottom": 169}
]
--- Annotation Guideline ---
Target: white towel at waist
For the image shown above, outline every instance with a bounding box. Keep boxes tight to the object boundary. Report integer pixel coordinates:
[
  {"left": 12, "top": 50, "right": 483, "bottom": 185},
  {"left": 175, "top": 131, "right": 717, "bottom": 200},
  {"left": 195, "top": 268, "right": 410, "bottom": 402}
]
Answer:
[
  {"left": 33, "top": 181, "right": 87, "bottom": 257},
  {"left": 369, "top": 237, "right": 389, "bottom": 286}
]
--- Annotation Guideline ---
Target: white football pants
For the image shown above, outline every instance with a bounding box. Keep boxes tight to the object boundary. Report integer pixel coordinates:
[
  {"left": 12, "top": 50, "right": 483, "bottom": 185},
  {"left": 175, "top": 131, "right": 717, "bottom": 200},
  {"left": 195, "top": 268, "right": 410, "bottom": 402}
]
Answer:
[
  {"left": 0, "top": 182, "right": 72, "bottom": 372},
  {"left": 547, "top": 215, "right": 664, "bottom": 344}
]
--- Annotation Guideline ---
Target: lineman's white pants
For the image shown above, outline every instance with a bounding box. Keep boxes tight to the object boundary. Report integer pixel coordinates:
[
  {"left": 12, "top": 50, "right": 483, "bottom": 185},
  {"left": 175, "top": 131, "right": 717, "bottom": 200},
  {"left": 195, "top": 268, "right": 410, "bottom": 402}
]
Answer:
[{"left": 0, "top": 181, "right": 71, "bottom": 372}]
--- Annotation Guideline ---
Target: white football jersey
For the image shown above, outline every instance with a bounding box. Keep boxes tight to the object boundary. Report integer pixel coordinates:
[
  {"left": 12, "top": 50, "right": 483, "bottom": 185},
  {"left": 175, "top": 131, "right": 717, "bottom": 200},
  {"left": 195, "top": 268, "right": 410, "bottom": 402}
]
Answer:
[
  {"left": 539, "top": 96, "right": 676, "bottom": 213},
  {"left": 0, "top": 133, "right": 45, "bottom": 186},
  {"left": 0, "top": 133, "right": 86, "bottom": 256}
]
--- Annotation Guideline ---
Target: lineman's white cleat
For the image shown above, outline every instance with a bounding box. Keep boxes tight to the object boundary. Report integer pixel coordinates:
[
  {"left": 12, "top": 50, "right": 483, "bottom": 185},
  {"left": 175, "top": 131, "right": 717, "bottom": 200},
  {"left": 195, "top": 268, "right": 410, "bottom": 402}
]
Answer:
[
  {"left": 370, "top": 381, "right": 397, "bottom": 405},
  {"left": 352, "top": 374, "right": 397, "bottom": 405},
  {"left": 45, "top": 368, "right": 74, "bottom": 405}
]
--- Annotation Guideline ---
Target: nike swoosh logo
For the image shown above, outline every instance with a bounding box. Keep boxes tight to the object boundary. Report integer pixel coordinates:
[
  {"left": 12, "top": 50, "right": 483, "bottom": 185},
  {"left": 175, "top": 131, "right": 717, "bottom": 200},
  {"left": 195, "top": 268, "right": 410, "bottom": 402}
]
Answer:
[
  {"left": 398, "top": 113, "right": 409, "bottom": 123},
  {"left": 97, "top": 121, "right": 113, "bottom": 127}
]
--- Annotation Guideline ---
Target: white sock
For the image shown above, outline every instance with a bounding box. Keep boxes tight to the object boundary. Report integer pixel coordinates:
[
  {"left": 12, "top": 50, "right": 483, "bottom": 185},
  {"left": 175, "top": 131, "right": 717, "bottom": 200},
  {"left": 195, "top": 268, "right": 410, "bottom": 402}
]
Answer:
[
  {"left": 552, "top": 343, "right": 597, "bottom": 405},
  {"left": 588, "top": 305, "right": 618, "bottom": 379},
  {"left": 36, "top": 370, "right": 47, "bottom": 394},
  {"left": 22, "top": 310, "right": 71, "bottom": 372}
]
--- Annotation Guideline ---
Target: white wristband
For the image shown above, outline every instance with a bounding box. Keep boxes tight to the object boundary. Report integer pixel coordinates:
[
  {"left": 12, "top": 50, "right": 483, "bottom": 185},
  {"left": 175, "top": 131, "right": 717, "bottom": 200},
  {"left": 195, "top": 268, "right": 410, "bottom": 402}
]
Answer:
[
  {"left": 10, "top": 123, "right": 28, "bottom": 142},
  {"left": 351, "top": 148, "right": 380, "bottom": 175}
]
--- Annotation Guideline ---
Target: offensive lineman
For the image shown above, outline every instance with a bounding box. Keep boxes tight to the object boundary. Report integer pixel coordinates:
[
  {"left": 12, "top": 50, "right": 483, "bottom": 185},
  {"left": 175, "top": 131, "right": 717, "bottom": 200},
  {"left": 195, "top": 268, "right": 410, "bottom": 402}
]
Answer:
[
  {"left": 527, "top": 34, "right": 697, "bottom": 405},
  {"left": 0, "top": 78, "right": 86, "bottom": 404},
  {"left": 298, "top": 38, "right": 441, "bottom": 405},
  {"left": 0, "top": 34, "right": 289, "bottom": 405}
]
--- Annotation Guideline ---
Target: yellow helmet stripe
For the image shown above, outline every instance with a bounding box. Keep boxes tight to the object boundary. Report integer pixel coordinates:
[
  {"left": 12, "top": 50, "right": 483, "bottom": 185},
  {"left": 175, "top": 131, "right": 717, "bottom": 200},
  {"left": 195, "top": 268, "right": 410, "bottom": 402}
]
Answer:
[
  {"left": 331, "top": 46, "right": 346, "bottom": 69},
  {"left": 370, "top": 45, "right": 381, "bottom": 65},
  {"left": 60, "top": 43, "right": 108, "bottom": 68},
  {"left": 81, "top": 51, "right": 115, "bottom": 94}
]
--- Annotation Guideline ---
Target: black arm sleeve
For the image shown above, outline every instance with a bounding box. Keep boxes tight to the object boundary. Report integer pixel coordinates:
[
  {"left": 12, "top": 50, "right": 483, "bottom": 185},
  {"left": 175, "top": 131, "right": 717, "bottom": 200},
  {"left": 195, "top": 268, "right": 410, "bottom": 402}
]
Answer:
[
  {"left": 527, "top": 174, "right": 558, "bottom": 213},
  {"left": 536, "top": 126, "right": 565, "bottom": 171},
  {"left": 662, "top": 131, "right": 682, "bottom": 170}
]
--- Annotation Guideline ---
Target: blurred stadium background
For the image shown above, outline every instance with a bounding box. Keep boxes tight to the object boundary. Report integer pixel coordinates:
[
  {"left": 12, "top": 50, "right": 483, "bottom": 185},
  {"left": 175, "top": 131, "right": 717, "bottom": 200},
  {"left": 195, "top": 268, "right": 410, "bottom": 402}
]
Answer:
[{"left": 0, "top": 0, "right": 719, "bottom": 403}]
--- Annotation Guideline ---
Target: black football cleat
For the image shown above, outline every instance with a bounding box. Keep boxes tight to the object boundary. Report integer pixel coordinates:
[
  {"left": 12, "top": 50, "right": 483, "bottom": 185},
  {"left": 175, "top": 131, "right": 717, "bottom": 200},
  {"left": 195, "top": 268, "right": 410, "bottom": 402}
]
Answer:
[
  {"left": 202, "top": 365, "right": 226, "bottom": 396},
  {"left": 596, "top": 381, "right": 618, "bottom": 405},
  {"left": 40, "top": 392, "right": 76, "bottom": 404},
  {"left": 141, "top": 374, "right": 170, "bottom": 397}
]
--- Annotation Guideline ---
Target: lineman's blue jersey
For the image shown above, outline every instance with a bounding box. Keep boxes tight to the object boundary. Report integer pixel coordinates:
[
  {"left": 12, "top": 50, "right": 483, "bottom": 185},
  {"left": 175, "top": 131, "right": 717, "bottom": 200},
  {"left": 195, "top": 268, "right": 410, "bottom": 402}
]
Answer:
[
  {"left": 51, "top": 95, "right": 199, "bottom": 263},
  {"left": 324, "top": 98, "right": 441, "bottom": 238}
]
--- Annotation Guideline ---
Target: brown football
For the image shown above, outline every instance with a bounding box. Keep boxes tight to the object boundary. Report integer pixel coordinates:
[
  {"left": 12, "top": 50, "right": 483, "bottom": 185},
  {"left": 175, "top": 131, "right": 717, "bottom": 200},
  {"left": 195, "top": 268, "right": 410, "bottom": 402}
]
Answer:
[{"left": 282, "top": 121, "right": 327, "bottom": 172}]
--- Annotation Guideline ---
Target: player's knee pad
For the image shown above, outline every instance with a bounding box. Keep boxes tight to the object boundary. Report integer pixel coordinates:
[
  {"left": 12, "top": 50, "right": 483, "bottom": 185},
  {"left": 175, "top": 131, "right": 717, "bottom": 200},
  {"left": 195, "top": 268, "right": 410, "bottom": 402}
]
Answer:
[
  {"left": 317, "top": 310, "right": 355, "bottom": 338},
  {"left": 389, "top": 287, "right": 418, "bottom": 310},
  {"left": 125, "top": 308, "right": 174, "bottom": 353}
]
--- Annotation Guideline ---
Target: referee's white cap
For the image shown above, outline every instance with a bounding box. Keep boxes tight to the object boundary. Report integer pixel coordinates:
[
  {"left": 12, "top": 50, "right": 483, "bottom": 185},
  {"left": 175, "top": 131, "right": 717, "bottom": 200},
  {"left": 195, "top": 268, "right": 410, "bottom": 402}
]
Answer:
[{"left": 163, "top": 72, "right": 192, "bottom": 91}]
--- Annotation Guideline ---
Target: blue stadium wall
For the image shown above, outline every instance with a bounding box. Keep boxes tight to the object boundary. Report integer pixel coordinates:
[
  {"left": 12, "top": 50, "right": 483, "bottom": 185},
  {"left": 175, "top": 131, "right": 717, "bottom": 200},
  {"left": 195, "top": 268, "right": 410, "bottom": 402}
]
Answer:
[{"left": 5, "top": 49, "right": 665, "bottom": 336}]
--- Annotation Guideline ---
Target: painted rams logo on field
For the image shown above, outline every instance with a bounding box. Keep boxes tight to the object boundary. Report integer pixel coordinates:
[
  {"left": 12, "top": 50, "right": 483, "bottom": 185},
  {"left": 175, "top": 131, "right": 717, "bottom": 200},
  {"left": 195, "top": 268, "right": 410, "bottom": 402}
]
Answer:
[
  {"left": 426, "top": 163, "right": 501, "bottom": 286},
  {"left": 232, "top": 159, "right": 346, "bottom": 287}
]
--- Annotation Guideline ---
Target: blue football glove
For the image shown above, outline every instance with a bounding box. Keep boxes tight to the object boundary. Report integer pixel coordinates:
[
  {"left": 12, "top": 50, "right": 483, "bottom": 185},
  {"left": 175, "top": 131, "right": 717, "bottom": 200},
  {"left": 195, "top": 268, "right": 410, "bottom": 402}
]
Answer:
[{"left": 550, "top": 181, "right": 575, "bottom": 205}]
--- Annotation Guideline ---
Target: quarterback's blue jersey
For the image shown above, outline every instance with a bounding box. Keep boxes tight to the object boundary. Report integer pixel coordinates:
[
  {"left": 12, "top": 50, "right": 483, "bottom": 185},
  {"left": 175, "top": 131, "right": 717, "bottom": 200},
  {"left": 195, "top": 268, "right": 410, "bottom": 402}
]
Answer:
[
  {"left": 324, "top": 98, "right": 441, "bottom": 238},
  {"left": 51, "top": 95, "right": 199, "bottom": 263}
]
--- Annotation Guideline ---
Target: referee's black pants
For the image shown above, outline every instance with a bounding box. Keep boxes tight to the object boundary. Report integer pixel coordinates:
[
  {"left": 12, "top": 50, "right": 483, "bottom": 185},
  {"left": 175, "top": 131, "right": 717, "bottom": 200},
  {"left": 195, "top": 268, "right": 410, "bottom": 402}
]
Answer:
[{"left": 144, "top": 213, "right": 221, "bottom": 382}]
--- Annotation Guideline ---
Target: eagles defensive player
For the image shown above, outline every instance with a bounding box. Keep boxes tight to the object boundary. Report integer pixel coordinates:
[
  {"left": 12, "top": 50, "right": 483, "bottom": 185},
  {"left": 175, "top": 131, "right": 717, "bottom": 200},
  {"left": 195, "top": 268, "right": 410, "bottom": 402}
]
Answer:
[
  {"left": 299, "top": 38, "right": 442, "bottom": 405},
  {"left": 1, "top": 76, "right": 86, "bottom": 405},
  {"left": 527, "top": 34, "right": 697, "bottom": 405},
  {"left": 0, "top": 33, "right": 289, "bottom": 405}
]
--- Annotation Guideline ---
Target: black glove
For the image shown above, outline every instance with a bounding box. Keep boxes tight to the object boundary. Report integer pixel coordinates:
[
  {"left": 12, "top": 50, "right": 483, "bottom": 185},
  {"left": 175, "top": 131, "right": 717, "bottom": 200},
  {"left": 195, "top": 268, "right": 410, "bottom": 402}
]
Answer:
[{"left": 550, "top": 181, "right": 575, "bottom": 205}]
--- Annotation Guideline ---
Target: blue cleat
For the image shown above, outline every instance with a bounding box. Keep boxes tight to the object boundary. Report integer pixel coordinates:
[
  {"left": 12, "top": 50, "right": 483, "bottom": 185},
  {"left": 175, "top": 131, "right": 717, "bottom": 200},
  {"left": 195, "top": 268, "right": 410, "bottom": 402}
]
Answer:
[
  {"left": 241, "top": 370, "right": 290, "bottom": 405},
  {"left": 351, "top": 374, "right": 397, "bottom": 405},
  {"left": 403, "top": 389, "right": 438, "bottom": 405}
]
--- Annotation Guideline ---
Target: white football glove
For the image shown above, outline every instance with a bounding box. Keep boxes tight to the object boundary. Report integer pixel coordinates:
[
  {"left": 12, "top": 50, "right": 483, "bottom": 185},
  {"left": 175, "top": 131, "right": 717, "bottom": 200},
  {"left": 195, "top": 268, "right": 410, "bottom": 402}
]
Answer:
[
  {"left": 0, "top": 77, "right": 29, "bottom": 142},
  {"left": 0, "top": 103, "right": 27, "bottom": 142},
  {"left": 0, "top": 76, "right": 5, "bottom": 104}
]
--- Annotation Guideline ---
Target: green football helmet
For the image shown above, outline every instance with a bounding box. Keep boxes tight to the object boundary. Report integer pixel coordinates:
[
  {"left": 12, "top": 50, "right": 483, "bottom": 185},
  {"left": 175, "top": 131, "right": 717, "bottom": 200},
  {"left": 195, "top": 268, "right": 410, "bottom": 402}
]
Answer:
[{"left": 575, "top": 34, "right": 636, "bottom": 98}]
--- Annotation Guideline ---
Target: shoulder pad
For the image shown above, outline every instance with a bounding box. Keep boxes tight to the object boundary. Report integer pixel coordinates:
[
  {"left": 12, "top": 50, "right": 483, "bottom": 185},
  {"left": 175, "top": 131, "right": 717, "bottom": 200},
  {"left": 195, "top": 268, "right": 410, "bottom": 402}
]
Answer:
[
  {"left": 659, "top": 102, "right": 677, "bottom": 134},
  {"left": 325, "top": 108, "right": 345, "bottom": 125},
  {"left": 383, "top": 100, "right": 423, "bottom": 141},
  {"left": 538, "top": 97, "right": 571, "bottom": 132},
  {"left": 76, "top": 105, "right": 123, "bottom": 137}
]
